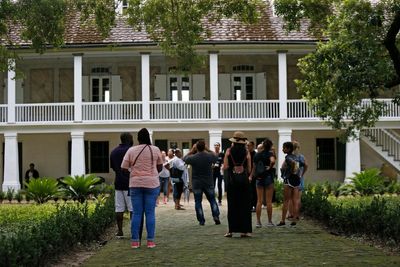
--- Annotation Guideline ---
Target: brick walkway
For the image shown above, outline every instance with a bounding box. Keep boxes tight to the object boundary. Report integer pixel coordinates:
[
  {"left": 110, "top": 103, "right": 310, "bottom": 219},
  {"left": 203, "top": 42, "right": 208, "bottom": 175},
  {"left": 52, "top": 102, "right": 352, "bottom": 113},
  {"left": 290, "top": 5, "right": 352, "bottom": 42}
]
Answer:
[{"left": 82, "top": 197, "right": 400, "bottom": 266}]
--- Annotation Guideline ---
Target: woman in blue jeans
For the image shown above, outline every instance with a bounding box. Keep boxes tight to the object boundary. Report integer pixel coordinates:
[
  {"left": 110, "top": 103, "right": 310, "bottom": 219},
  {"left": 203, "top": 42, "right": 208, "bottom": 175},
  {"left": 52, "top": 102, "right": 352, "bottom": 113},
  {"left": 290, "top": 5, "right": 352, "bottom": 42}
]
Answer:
[{"left": 121, "top": 128, "right": 163, "bottom": 249}]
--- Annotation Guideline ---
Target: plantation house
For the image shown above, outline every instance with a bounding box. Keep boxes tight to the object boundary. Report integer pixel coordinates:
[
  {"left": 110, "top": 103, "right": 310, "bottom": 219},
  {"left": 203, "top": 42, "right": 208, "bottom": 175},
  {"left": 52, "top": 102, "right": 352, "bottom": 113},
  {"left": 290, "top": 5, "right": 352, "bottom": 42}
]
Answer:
[{"left": 1, "top": 3, "right": 400, "bottom": 191}]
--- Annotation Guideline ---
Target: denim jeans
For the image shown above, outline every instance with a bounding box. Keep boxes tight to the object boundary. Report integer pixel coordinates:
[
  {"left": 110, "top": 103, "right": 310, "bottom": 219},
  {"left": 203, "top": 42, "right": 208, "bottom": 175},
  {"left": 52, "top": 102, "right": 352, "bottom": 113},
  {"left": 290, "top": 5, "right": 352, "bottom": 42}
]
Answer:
[
  {"left": 159, "top": 176, "right": 169, "bottom": 196},
  {"left": 130, "top": 187, "right": 160, "bottom": 242},
  {"left": 193, "top": 185, "right": 220, "bottom": 224}
]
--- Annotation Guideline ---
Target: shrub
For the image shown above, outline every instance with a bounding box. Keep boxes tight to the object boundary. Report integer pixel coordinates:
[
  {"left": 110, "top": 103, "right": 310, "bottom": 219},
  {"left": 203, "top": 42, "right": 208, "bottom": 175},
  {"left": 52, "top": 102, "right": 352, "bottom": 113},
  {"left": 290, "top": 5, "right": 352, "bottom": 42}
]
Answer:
[
  {"left": 0, "top": 194, "right": 115, "bottom": 266},
  {"left": 352, "top": 168, "right": 385, "bottom": 196},
  {"left": 302, "top": 186, "right": 400, "bottom": 247},
  {"left": 25, "top": 178, "right": 60, "bottom": 204},
  {"left": 14, "top": 191, "right": 23, "bottom": 203},
  {"left": 6, "top": 188, "right": 15, "bottom": 203},
  {"left": 273, "top": 180, "right": 284, "bottom": 204},
  {"left": 338, "top": 183, "right": 359, "bottom": 196},
  {"left": 61, "top": 174, "right": 102, "bottom": 203}
]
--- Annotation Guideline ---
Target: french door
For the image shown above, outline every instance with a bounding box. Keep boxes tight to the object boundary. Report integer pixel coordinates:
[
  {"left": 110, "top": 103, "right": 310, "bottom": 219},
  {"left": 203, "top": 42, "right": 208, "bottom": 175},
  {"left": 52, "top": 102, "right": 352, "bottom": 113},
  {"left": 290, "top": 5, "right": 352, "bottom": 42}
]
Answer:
[
  {"left": 91, "top": 76, "right": 110, "bottom": 102},
  {"left": 232, "top": 74, "right": 254, "bottom": 100}
]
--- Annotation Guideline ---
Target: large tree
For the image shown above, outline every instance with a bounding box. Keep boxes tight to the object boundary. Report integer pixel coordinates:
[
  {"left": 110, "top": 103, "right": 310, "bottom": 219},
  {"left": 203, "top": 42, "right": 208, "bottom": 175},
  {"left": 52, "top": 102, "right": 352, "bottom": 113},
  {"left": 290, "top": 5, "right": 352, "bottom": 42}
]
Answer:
[{"left": 274, "top": 0, "right": 400, "bottom": 139}]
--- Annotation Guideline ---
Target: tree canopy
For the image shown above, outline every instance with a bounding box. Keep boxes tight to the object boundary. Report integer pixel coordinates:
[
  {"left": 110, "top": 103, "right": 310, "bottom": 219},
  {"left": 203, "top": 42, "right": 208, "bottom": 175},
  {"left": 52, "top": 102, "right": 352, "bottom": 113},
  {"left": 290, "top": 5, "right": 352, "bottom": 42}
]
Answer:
[{"left": 274, "top": 0, "right": 400, "bottom": 139}]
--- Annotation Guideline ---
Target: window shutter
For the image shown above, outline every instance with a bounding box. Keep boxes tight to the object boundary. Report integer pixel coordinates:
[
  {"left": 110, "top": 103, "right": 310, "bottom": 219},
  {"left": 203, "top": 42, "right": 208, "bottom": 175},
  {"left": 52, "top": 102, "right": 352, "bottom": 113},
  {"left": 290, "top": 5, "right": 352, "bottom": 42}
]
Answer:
[
  {"left": 82, "top": 76, "right": 89, "bottom": 102},
  {"left": 111, "top": 75, "right": 122, "bottom": 101},
  {"left": 192, "top": 74, "right": 205, "bottom": 100},
  {"left": 256, "top": 72, "right": 267, "bottom": 100},
  {"left": 154, "top": 74, "right": 167, "bottom": 100},
  {"left": 218, "top": 74, "right": 231, "bottom": 100},
  {"left": 16, "top": 79, "right": 24, "bottom": 103}
]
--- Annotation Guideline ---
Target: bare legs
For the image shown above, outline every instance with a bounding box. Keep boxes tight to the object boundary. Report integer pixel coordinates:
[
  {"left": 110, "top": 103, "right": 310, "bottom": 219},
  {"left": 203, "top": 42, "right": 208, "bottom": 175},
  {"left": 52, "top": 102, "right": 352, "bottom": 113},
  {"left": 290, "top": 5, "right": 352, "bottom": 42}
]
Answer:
[
  {"left": 280, "top": 185, "right": 299, "bottom": 224},
  {"left": 256, "top": 185, "right": 274, "bottom": 225}
]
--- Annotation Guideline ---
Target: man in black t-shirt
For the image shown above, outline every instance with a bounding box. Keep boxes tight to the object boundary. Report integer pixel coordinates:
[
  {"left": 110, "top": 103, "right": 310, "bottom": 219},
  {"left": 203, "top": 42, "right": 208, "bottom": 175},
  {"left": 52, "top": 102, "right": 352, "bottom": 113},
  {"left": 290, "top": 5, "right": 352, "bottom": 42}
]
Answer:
[
  {"left": 110, "top": 132, "right": 134, "bottom": 237},
  {"left": 212, "top": 142, "right": 225, "bottom": 205}
]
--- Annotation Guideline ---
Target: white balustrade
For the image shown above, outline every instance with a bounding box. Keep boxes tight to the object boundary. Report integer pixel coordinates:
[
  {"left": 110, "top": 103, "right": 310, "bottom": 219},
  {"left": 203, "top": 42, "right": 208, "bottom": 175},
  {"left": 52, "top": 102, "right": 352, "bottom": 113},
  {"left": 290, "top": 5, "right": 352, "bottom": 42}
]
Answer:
[
  {"left": 0, "top": 105, "right": 7, "bottom": 123},
  {"left": 3, "top": 98, "right": 399, "bottom": 124},
  {"left": 150, "top": 101, "right": 210, "bottom": 120},
  {"left": 15, "top": 103, "right": 74, "bottom": 122},
  {"left": 218, "top": 100, "right": 279, "bottom": 119},
  {"left": 361, "top": 99, "right": 400, "bottom": 118},
  {"left": 363, "top": 128, "right": 400, "bottom": 161},
  {"left": 287, "top": 100, "right": 317, "bottom": 119},
  {"left": 82, "top": 102, "right": 142, "bottom": 121}
]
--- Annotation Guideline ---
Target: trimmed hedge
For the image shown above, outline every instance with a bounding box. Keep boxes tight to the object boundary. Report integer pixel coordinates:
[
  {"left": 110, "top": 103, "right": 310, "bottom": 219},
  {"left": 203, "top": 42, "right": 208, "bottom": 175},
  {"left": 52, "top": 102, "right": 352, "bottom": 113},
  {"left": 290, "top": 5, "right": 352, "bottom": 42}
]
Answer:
[
  {"left": 0, "top": 194, "right": 115, "bottom": 267},
  {"left": 302, "top": 185, "right": 400, "bottom": 246}
]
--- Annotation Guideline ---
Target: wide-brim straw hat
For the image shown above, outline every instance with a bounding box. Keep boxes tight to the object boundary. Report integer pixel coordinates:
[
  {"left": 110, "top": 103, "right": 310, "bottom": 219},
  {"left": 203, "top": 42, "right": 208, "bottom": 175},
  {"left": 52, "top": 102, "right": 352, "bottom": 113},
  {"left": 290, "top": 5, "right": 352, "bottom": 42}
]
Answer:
[{"left": 229, "top": 131, "right": 247, "bottom": 144}]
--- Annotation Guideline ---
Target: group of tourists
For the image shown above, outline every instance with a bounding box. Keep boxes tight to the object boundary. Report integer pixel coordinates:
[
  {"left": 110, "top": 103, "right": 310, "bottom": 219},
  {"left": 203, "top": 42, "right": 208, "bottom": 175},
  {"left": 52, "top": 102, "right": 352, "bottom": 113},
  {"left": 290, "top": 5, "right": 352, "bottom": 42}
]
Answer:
[{"left": 110, "top": 128, "right": 307, "bottom": 249}]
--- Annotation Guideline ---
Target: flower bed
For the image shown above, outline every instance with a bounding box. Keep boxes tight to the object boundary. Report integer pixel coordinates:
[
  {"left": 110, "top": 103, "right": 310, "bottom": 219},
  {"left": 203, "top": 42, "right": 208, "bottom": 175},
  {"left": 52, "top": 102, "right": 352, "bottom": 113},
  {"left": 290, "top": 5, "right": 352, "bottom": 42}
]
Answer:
[{"left": 0, "top": 195, "right": 115, "bottom": 266}]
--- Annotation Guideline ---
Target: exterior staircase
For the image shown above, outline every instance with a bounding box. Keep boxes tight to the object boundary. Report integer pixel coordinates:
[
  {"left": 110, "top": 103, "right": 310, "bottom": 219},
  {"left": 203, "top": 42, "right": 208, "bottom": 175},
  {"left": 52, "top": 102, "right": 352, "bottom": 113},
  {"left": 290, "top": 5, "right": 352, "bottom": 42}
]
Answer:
[{"left": 361, "top": 129, "right": 400, "bottom": 173}]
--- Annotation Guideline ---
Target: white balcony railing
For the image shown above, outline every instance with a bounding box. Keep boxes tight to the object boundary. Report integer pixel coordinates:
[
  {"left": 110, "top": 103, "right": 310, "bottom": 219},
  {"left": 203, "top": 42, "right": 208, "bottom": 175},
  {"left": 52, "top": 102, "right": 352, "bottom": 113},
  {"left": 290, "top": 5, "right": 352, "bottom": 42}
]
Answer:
[
  {"left": 219, "top": 100, "right": 280, "bottom": 119},
  {"left": 0, "top": 104, "right": 7, "bottom": 123},
  {"left": 150, "top": 101, "right": 210, "bottom": 120},
  {"left": 82, "top": 102, "right": 142, "bottom": 121},
  {"left": 16, "top": 103, "right": 74, "bottom": 122},
  {"left": 0, "top": 98, "right": 398, "bottom": 124},
  {"left": 287, "top": 100, "right": 318, "bottom": 119},
  {"left": 361, "top": 99, "right": 400, "bottom": 118}
]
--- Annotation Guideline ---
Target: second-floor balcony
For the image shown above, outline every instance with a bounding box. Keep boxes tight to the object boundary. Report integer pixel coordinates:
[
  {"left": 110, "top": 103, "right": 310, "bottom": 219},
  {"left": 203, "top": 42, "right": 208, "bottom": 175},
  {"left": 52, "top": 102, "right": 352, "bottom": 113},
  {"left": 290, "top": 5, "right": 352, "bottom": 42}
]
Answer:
[{"left": 0, "top": 99, "right": 399, "bottom": 124}]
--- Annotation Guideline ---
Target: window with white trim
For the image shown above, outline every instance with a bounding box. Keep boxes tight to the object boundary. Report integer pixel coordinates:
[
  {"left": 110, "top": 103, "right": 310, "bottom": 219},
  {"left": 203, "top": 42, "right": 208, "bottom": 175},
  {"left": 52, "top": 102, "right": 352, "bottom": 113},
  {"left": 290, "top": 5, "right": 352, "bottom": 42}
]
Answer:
[
  {"left": 91, "top": 67, "right": 111, "bottom": 102},
  {"left": 169, "top": 75, "right": 191, "bottom": 101}
]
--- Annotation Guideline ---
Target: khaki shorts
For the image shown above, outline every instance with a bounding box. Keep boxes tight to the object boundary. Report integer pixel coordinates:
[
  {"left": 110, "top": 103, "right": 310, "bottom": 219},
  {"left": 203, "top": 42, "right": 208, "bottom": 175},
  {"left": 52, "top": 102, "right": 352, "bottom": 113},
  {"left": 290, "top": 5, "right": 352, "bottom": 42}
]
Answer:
[{"left": 115, "top": 190, "right": 132, "bottom": 212}]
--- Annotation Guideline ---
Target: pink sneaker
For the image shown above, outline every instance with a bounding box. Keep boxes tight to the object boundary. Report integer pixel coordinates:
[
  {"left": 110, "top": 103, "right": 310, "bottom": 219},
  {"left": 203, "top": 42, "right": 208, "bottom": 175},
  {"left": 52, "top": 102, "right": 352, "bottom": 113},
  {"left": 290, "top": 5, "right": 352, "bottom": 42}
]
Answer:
[
  {"left": 131, "top": 241, "right": 140, "bottom": 249},
  {"left": 147, "top": 241, "right": 156, "bottom": 248}
]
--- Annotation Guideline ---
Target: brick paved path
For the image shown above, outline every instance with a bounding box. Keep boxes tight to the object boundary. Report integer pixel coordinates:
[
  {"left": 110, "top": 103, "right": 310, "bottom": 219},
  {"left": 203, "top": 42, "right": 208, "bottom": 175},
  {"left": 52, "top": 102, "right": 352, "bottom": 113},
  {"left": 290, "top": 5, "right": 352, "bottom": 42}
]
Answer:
[{"left": 83, "top": 197, "right": 400, "bottom": 266}]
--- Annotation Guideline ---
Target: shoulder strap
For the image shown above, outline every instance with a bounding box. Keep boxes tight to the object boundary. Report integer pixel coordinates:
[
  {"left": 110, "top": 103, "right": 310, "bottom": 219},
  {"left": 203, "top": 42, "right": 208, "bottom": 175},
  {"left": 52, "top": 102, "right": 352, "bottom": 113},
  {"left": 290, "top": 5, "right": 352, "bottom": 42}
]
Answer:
[
  {"left": 147, "top": 145, "right": 154, "bottom": 165},
  {"left": 229, "top": 152, "right": 247, "bottom": 166},
  {"left": 132, "top": 145, "right": 148, "bottom": 167}
]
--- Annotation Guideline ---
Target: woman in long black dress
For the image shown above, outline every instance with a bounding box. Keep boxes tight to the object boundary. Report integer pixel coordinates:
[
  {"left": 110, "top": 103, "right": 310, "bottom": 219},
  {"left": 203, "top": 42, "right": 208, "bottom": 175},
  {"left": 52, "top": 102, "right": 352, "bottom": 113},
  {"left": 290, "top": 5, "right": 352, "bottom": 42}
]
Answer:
[{"left": 223, "top": 131, "right": 252, "bottom": 237}]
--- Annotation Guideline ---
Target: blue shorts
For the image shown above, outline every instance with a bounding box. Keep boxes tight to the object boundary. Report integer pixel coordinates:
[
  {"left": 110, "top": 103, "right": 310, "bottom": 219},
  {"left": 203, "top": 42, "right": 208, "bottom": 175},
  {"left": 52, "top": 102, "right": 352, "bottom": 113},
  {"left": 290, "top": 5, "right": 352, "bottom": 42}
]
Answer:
[{"left": 256, "top": 174, "right": 274, "bottom": 188}]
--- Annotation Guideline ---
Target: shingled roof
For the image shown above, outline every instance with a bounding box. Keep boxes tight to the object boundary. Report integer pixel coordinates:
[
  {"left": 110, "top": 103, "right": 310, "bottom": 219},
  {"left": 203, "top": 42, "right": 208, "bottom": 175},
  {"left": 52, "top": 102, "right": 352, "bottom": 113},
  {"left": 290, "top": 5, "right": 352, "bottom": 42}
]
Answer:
[{"left": 7, "top": 4, "right": 316, "bottom": 48}]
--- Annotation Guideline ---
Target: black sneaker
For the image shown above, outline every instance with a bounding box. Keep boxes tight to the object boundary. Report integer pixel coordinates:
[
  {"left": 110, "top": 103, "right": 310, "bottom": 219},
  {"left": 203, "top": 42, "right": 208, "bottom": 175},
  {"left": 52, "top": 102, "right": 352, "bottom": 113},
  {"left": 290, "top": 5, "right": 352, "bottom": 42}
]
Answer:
[
  {"left": 214, "top": 217, "right": 221, "bottom": 225},
  {"left": 276, "top": 222, "right": 286, "bottom": 226},
  {"left": 290, "top": 221, "right": 297, "bottom": 226},
  {"left": 199, "top": 221, "right": 205, "bottom": 226}
]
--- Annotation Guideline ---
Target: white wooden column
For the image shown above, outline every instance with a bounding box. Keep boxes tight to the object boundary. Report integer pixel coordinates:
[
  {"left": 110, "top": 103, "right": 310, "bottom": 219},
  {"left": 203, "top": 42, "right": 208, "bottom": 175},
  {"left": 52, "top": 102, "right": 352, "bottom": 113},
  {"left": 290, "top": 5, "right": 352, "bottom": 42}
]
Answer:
[
  {"left": 2, "top": 132, "right": 20, "bottom": 191},
  {"left": 7, "top": 59, "right": 16, "bottom": 124},
  {"left": 209, "top": 130, "right": 222, "bottom": 150},
  {"left": 141, "top": 53, "right": 150, "bottom": 120},
  {"left": 278, "top": 128, "right": 292, "bottom": 179},
  {"left": 70, "top": 131, "right": 86, "bottom": 176},
  {"left": 209, "top": 52, "right": 219, "bottom": 120},
  {"left": 278, "top": 51, "right": 288, "bottom": 120},
  {"left": 345, "top": 135, "right": 361, "bottom": 183},
  {"left": 73, "top": 53, "right": 83, "bottom": 122}
]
